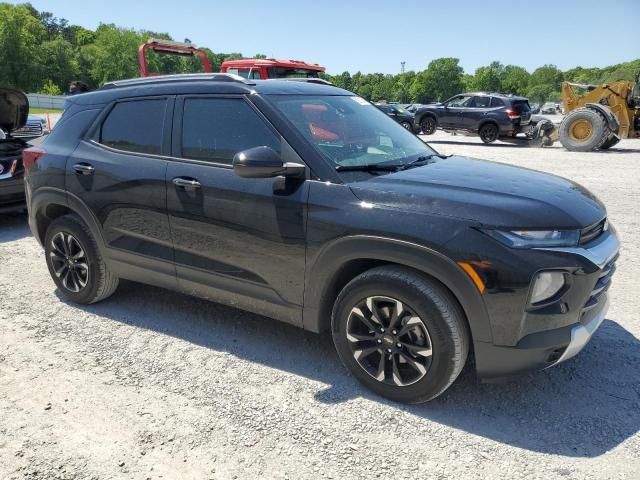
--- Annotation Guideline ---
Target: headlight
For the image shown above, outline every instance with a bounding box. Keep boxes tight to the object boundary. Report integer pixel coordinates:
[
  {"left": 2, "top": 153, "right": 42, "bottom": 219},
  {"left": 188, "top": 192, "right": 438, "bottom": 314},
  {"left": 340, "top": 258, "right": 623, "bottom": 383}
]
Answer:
[
  {"left": 530, "top": 271, "right": 566, "bottom": 304},
  {"left": 483, "top": 229, "right": 580, "bottom": 248}
]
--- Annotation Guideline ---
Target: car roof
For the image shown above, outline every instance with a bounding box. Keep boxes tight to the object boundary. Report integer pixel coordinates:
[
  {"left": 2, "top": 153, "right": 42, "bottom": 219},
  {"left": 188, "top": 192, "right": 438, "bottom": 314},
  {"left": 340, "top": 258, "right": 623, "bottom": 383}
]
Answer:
[
  {"left": 463, "top": 92, "right": 528, "bottom": 100},
  {"left": 67, "top": 74, "right": 352, "bottom": 106},
  {"left": 222, "top": 58, "right": 325, "bottom": 72}
]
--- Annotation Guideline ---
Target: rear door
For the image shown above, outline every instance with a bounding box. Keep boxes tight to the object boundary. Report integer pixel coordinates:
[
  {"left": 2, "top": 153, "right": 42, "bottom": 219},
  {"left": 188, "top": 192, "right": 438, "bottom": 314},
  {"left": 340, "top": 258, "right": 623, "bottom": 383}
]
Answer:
[
  {"left": 463, "top": 95, "right": 491, "bottom": 129},
  {"left": 66, "top": 97, "right": 177, "bottom": 286},
  {"left": 165, "top": 95, "right": 308, "bottom": 325}
]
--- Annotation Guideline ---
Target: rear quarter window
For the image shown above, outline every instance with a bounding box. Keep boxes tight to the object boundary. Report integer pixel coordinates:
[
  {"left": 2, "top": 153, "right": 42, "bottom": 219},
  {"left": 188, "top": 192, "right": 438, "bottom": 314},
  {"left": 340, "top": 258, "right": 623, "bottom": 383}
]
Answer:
[
  {"left": 490, "top": 97, "right": 505, "bottom": 107},
  {"left": 100, "top": 99, "right": 167, "bottom": 155}
]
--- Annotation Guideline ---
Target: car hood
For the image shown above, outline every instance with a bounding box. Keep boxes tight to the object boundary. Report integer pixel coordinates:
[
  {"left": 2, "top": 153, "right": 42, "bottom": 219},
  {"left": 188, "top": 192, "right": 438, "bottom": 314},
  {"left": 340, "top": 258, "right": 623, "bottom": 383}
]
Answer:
[
  {"left": 348, "top": 156, "right": 605, "bottom": 229},
  {"left": 0, "top": 87, "right": 28, "bottom": 132}
]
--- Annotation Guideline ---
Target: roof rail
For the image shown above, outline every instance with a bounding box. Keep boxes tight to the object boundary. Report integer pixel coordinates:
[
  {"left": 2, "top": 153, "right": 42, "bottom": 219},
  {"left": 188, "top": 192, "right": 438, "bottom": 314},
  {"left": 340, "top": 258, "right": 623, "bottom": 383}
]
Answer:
[
  {"left": 269, "top": 78, "right": 334, "bottom": 86},
  {"left": 101, "top": 73, "right": 255, "bottom": 89}
]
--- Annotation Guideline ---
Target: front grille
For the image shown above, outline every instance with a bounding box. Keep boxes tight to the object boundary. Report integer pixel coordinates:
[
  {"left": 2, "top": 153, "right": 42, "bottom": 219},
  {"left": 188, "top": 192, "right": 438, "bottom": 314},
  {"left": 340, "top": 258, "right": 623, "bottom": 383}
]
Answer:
[
  {"left": 582, "top": 254, "right": 617, "bottom": 313},
  {"left": 11, "top": 124, "right": 43, "bottom": 138},
  {"left": 579, "top": 218, "right": 607, "bottom": 246}
]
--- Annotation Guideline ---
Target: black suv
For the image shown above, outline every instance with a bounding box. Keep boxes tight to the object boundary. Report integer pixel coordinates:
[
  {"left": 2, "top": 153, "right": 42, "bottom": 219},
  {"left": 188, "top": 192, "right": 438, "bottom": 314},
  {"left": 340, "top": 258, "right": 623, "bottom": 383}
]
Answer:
[
  {"left": 24, "top": 75, "right": 619, "bottom": 403},
  {"left": 374, "top": 104, "right": 414, "bottom": 130},
  {"left": 414, "top": 92, "right": 532, "bottom": 143}
]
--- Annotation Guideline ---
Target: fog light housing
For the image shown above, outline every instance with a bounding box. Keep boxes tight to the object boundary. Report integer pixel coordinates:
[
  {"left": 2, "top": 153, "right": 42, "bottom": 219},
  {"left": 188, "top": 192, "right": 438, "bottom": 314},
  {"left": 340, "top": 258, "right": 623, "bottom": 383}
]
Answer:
[{"left": 530, "top": 271, "right": 566, "bottom": 304}]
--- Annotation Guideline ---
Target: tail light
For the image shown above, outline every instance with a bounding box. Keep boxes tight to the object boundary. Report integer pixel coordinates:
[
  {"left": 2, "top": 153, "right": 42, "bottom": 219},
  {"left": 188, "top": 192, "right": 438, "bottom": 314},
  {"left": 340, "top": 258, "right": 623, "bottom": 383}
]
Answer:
[
  {"left": 505, "top": 109, "right": 520, "bottom": 119},
  {"left": 22, "top": 146, "right": 45, "bottom": 171}
]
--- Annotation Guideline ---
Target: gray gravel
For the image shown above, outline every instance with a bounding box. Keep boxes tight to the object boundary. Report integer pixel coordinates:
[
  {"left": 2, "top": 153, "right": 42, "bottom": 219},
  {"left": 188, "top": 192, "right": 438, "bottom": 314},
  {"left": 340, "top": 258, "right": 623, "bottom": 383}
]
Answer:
[{"left": 1, "top": 133, "right": 639, "bottom": 479}]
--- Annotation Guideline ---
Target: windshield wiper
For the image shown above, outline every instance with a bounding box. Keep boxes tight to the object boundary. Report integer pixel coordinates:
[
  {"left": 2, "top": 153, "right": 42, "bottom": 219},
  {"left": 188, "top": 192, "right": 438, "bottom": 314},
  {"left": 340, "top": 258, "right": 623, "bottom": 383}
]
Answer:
[
  {"left": 335, "top": 163, "right": 403, "bottom": 172},
  {"left": 400, "top": 153, "right": 451, "bottom": 170}
]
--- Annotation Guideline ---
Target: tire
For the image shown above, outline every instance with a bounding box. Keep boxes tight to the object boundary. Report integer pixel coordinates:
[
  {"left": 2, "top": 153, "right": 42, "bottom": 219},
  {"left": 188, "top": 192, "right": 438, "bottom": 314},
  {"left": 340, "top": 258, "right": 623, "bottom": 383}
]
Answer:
[
  {"left": 44, "top": 214, "right": 119, "bottom": 304},
  {"left": 400, "top": 121, "right": 412, "bottom": 131},
  {"left": 419, "top": 115, "right": 436, "bottom": 135},
  {"left": 558, "top": 108, "right": 610, "bottom": 152},
  {"left": 331, "top": 266, "right": 469, "bottom": 403},
  {"left": 479, "top": 123, "right": 498, "bottom": 144},
  {"left": 599, "top": 135, "right": 620, "bottom": 150}
]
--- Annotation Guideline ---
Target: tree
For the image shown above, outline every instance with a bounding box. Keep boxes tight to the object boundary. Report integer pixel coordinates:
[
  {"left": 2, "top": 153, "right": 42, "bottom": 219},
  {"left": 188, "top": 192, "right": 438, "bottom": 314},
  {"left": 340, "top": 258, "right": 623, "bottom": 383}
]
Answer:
[
  {"left": 500, "top": 65, "right": 530, "bottom": 95},
  {"left": 0, "top": 3, "right": 46, "bottom": 90},
  {"left": 471, "top": 61, "right": 504, "bottom": 92},
  {"left": 83, "top": 24, "right": 142, "bottom": 85},
  {"left": 410, "top": 58, "right": 464, "bottom": 102},
  {"left": 39, "top": 37, "right": 79, "bottom": 92}
]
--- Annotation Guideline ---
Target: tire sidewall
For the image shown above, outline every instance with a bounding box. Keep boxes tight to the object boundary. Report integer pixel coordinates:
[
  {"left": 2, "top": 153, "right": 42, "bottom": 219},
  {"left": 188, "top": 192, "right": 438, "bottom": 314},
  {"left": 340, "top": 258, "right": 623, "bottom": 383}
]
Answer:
[
  {"left": 559, "top": 109, "right": 609, "bottom": 151},
  {"left": 332, "top": 273, "right": 464, "bottom": 403},
  {"left": 44, "top": 216, "right": 102, "bottom": 304}
]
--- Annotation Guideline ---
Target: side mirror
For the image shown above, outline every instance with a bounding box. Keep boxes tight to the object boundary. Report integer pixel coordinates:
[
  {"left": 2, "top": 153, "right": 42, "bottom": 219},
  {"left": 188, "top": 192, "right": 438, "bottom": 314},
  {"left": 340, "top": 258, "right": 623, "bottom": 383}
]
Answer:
[{"left": 232, "top": 146, "right": 305, "bottom": 179}]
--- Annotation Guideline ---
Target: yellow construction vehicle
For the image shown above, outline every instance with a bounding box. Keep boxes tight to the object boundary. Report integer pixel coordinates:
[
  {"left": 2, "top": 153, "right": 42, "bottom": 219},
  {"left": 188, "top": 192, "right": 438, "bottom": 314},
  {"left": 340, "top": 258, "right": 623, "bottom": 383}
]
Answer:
[{"left": 556, "top": 73, "right": 640, "bottom": 151}]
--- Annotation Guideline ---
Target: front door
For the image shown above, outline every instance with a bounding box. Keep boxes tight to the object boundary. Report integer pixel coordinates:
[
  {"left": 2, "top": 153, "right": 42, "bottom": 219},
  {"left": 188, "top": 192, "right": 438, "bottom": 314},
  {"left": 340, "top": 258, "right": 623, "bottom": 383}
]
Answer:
[
  {"left": 65, "top": 97, "right": 176, "bottom": 286},
  {"left": 166, "top": 95, "right": 308, "bottom": 325},
  {"left": 440, "top": 95, "right": 471, "bottom": 128}
]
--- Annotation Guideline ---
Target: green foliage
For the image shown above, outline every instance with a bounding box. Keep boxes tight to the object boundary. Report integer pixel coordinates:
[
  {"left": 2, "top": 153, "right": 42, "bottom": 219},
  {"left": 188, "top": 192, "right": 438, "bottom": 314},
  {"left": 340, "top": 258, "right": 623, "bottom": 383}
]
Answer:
[
  {"left": 0, "top": 1, "right": 638, "bottom": 105},
  {"left": 40, "top": 79, "right": 62, "bottom": 95}
]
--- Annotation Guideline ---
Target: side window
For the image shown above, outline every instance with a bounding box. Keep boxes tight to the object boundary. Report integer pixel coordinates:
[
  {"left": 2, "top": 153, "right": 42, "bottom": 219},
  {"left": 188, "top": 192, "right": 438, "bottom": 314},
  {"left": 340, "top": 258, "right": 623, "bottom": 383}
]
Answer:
[
  {"left": 181, "top": 98, "right": 280, "bottom": 165},
  {"left": 474, "top": 96, "right": 491, "bottom": 108},
  {"left": 446, "top": 95, "right": 472, "bottom": 107},
  {"left": 490, "top": 97, "right": 505, "bottom": 107},
  {"left": 100, "top": 99, "right": 166, "bottom": 155}
]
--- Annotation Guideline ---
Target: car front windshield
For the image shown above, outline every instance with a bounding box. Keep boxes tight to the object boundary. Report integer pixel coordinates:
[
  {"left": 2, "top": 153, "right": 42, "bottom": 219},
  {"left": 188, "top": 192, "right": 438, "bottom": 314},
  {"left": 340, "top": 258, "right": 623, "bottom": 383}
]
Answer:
[{"left": 268, "top": 95, "right": 435, "bottom": 169}]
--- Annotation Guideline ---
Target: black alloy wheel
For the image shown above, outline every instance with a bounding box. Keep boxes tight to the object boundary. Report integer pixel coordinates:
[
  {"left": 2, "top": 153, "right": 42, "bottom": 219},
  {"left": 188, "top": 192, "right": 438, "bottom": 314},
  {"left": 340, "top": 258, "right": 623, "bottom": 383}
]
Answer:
[
  {"left": 49, "top": 231, "right": 89, "bottom": 293},
  {"left": 346, "top": 295, "right": 433, "bottom": 386}
]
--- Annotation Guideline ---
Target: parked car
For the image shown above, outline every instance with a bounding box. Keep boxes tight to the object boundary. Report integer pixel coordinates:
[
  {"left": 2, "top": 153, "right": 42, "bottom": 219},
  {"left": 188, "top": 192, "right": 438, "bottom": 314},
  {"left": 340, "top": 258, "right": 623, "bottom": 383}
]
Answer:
[
  {"left": 11, "top": 115, "right": 48, "bottom": 138},
  {"left": 375, "top": 103, "right": 414, "bottom": 130},
  {"left": 414, "top": 92, "right": 532, "bottom": 143},
  {"left": 541, "top": 102, "right": 558, "bottom": 114},
  {"left": 0, "top": 87, "right": 29, "bottom": 213},
  {"left": 24, "top": 74, "right": 619, "bottom": 403},
  {"left": 529, "top": 102, "right": 540, "bottom": 114}
]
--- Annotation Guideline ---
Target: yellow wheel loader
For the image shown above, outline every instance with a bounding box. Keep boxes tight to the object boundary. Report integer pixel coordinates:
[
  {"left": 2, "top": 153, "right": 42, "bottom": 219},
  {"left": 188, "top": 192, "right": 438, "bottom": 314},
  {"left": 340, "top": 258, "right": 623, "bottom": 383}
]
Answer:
[{"left": 556, "top": 73, "right": 640, "bottom": 151}]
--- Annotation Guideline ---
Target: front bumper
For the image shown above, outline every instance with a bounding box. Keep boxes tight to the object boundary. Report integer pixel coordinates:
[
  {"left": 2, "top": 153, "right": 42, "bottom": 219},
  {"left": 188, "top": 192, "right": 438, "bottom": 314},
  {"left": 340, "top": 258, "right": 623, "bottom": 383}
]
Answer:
[{"left": 472, "top": 229, "right": 619, "bottom": 379}]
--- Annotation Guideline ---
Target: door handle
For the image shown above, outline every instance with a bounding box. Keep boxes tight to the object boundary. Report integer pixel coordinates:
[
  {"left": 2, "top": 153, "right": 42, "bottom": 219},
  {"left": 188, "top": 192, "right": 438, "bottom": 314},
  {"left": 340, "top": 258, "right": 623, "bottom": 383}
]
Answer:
[
  {"left": 73, "top": 163, "right": 95, "bottom": 175},
  {"left": 172, "top": 177, "right": 201, "bottom": 190}
]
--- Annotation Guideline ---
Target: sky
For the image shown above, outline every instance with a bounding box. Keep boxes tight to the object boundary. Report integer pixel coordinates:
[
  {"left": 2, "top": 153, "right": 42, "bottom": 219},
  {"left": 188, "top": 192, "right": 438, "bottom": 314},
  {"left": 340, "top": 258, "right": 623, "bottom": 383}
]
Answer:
[{"left": 17, "top": 0, "right": 640, "bottom": 75}]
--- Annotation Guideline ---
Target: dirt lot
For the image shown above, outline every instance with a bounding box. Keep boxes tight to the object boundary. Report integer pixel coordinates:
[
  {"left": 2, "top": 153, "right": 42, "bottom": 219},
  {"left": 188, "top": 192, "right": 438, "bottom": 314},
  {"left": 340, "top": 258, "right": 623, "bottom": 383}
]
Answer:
[{"left": 1, "top": 133, "right": 639, "bottom": 480}]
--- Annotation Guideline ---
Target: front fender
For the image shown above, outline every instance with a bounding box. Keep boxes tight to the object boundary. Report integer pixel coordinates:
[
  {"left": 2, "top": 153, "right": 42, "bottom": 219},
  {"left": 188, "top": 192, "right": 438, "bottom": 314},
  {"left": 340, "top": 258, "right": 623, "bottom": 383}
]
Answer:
[{"left": 302, "top": 235, "right": 493, "bottom": 344}]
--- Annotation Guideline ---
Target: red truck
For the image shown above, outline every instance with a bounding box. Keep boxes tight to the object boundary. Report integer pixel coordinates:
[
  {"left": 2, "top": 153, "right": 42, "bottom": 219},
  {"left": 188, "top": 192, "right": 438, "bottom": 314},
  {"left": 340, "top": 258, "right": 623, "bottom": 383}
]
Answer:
[
  {"left": 139, "top": 39, "right": 325, "bottom": 80},
  {"left": 220, "top": 58, "right": 325, "bottom": 80}
]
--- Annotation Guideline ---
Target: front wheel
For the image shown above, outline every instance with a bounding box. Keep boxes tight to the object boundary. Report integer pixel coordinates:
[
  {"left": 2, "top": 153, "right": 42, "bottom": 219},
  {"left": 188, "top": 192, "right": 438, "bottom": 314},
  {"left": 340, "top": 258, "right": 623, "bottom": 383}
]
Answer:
[
  {"left": 558, "top": 108, "right": 610, "bottom": 152},
  {"left": 44, "top": 214, "right": 119, "bottom": 304},
  {"left": 332, "top": 266, "right": 469, "bottom": 403},
  {"left": 400, "top": 121, "right": 412, "bottom": 131},
  {"left": 479, "top": 123, "right": 498, "bottom": 144}
]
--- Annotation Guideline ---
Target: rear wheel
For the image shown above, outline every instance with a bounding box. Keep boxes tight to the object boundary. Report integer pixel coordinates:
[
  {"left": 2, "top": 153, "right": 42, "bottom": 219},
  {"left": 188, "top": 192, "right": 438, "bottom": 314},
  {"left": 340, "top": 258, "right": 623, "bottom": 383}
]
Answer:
[
  {"left": 44, "top": 214, "right": 119, "bottom": 304},
  {"left": 419, "top": 116, "right": 436, "bottom": 135},
  {"left": 479, "top": 123, "right": 498, "bottom": 144},
  {"left": 599, "top": 135, "right": 620, "bottom": 150},
  {"left": 332, "top": 266, "right": 469, "bottom": 403},
  {"left": 559, "top": 108, "right": 610, "bottom": 152}
]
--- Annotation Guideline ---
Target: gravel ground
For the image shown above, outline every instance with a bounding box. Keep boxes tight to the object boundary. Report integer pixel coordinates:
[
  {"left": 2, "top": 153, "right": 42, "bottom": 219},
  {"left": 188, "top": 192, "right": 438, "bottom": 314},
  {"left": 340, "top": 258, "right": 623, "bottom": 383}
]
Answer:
[{"left": 1, "top": 133, "right": 639, "bottom": 480}]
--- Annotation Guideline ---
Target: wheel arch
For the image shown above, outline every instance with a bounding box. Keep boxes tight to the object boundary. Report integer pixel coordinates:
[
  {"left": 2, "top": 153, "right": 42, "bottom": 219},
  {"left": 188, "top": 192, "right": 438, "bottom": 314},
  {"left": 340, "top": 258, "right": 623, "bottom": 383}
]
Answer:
[
  {"left": 302, "top": 235, "right": 493, "bottom": 345},
  {"left": 30, "top": 187, "right": 105, "bottom": 251},
  {"left": 478, "top": 118, "right": 499, "bottom": 132}
]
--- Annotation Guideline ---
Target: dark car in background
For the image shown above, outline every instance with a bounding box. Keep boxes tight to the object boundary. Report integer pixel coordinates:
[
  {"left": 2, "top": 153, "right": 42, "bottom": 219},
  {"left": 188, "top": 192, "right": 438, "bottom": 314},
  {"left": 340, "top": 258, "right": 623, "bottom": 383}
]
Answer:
[
  {"left": 0, "top": 87, "right": 30, "bottom": 212},
  {"left": 529, "top": 102, "right": 540, "bottom": 114},
  {"left": 414, "top": 92, "right": 532, "bottom": 143},
  {"left": 375, "top": 103, "right": 414, "bottom": 130},
  {"left": 11, "top": 115, "right": 49, "bottom": 138},
  {"left": 24, "top": 74, "right": 618, "bottom": 403}
]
